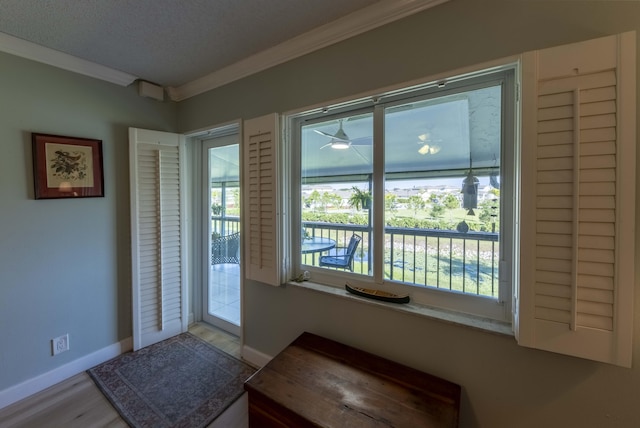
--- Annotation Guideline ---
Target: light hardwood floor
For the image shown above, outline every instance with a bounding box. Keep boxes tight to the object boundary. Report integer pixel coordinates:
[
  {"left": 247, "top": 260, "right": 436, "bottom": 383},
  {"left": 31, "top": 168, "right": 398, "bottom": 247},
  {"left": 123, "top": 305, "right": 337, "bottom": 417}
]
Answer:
[{"left": 0, "top": 323, "right": 249, "bottom": 428}]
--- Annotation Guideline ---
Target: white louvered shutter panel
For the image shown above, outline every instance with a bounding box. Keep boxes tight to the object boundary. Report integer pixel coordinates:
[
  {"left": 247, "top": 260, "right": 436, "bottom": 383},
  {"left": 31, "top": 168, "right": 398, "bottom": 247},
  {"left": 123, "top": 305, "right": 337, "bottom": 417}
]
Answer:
[
  {"left": 130, "top": 128, "right": 188, "bottom": 350},
  {"left": 517, "top": 33, "right": 635, "bottom": 366},
  {"left": 243, "top": 114, "right": 281, "bottom": 286}
]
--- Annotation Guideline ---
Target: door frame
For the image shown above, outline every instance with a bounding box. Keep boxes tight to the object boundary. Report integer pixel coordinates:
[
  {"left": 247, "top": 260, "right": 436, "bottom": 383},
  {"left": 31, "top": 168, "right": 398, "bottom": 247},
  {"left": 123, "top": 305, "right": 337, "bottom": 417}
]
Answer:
[{"left": 188, "top": 122, "right": 242, "bottom": 336}]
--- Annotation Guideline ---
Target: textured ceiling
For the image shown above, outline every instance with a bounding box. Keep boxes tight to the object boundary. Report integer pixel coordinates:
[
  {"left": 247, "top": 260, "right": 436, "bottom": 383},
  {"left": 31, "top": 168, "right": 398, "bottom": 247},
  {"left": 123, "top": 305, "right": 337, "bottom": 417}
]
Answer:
[{"left": 0, "top": 0, "right": 381, "bottom": 87}]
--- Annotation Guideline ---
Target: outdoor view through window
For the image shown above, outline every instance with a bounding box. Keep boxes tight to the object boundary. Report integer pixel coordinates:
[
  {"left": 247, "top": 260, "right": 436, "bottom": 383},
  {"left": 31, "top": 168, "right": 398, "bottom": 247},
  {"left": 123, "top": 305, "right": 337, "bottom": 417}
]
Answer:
[{"left": 300, "top": 80, "right": 503, "bottom": 300}]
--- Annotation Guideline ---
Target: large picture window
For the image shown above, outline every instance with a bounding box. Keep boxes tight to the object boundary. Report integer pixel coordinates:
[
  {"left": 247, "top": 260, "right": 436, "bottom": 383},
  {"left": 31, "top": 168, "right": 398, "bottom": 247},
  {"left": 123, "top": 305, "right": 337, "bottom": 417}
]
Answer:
[
  {"left": 290, "top": 68, "right": 516, "bottom": 321},
  {"left": 252, "top": 33, "right": 633, "bottom": 365}
]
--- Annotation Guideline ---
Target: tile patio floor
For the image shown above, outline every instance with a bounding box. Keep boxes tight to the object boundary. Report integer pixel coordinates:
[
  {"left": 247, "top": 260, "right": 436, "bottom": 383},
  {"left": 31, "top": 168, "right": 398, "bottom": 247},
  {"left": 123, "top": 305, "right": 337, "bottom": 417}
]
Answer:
[{"left": 209, "top": 263, "right": 241, "bottom": 326}]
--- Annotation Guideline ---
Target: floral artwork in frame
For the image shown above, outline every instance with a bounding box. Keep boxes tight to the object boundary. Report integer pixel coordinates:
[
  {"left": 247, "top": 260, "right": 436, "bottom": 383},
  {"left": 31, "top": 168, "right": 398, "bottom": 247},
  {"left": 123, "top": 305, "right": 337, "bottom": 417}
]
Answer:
[{"left": 32, "top": 133, "right": 104, "bottom": 199}]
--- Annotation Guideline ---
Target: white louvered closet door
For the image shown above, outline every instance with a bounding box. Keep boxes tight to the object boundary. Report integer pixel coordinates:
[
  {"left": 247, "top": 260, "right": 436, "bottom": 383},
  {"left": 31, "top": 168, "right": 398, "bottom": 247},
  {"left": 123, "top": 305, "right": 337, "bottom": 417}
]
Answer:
[
  {"left": 130, "top": 128, "right": 188, "bottom": 350},
  {"left": 243, "top": 114, "right": 281, "bottom": 286},
  {"left": 518, "top": 32, "right": 635, "bottom": 366}
]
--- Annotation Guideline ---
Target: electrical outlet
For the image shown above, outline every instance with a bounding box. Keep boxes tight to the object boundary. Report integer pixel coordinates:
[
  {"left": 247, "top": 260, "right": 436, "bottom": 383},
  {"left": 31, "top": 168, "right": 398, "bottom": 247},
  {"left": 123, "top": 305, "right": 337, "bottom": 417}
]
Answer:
[{"left": 51, "top": 334, "right": 69, "bottom": 356}]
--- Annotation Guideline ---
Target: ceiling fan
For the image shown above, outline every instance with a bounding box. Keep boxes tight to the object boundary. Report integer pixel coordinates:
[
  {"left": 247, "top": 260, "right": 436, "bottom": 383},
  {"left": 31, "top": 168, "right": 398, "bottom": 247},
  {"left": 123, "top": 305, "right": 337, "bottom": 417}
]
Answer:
[
  {"left": 417, "top": 132, "right": 441, "bottom": 155},
  {"left": 315, "top": 119, "right": 371, "bottom": 150}
]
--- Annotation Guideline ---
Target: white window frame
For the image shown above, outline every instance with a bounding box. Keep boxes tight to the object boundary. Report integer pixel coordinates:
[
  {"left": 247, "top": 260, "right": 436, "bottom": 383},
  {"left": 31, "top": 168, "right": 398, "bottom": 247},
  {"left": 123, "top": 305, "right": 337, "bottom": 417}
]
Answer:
[
  {"left": 273, "top": 32, "right": 634, "bottom": 366},
  {"left": 284, "top": 65, "right": 518, "bottom": 323}
]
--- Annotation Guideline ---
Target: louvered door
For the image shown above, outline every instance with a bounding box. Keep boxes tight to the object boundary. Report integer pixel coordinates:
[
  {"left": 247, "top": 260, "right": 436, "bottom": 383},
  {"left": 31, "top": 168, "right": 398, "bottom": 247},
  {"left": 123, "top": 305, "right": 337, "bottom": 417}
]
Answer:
[
  {"left": 130, "top": 127, "right": 188, "bottom": 350},
  {"left": 518, "top": 32, "right": 635, "bottom": 366},
  {"left": 243, "top": 114, "right": 281, "bottom": 286}
]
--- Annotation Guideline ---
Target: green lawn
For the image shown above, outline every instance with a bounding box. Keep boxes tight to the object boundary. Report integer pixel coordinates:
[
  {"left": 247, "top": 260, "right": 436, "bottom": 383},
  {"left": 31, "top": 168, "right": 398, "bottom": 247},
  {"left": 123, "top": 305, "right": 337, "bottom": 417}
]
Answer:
[{"left": 303, "top": 238, "right": 499, "bottom": 298}]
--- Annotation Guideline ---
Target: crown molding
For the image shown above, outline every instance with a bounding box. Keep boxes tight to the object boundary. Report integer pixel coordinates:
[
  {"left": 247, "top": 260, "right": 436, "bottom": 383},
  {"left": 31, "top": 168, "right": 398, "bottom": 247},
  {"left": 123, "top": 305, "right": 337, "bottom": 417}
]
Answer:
[
  {"left": 167, "top": 0, "right": 449, "bottom": 101},
  {"left": 0, "top": 32, "right": 138, "bottom": 87},
  {"left": 0, "top": 0, "right": 447, "bottom": 99}
]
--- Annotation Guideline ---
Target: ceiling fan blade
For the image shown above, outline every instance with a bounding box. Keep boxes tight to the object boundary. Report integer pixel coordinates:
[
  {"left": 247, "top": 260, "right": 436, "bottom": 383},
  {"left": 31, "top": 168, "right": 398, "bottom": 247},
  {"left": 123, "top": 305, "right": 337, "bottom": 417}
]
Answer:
[
  {"left": 348, "top": 136, "right": 373, "bottom": 146},
  {"left": 314, "top": 129, "right": 335, "bottom": 138},
  {"left": 319, "top": 143, "right": 333, "bottom": 149},
  {"left": 314, "top": 124, "right": 351, "bottom": 142}
]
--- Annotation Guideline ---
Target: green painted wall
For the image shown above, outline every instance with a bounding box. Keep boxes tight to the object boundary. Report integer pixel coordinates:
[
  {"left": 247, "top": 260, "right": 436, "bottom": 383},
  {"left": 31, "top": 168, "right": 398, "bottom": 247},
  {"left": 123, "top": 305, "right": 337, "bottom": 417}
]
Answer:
[
  {"left": 179, "top": 1, "right": 640, "bottom": 427},
  {"left": 178, "top": 0, "right": 640, "bottom": 130},
  {"left": 0, "top": 52, "right": 177, "bottom": 390},
  {"left": 1, "top": 1, "right": 639, "bottom": 426}
]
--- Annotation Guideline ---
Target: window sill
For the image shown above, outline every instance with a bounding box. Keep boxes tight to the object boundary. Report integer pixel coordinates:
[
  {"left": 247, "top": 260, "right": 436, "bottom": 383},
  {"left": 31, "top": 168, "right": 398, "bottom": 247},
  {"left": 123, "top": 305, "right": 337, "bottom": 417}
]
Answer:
[{"left": 288, "top": 280, "right": 513, "bottom": 337}]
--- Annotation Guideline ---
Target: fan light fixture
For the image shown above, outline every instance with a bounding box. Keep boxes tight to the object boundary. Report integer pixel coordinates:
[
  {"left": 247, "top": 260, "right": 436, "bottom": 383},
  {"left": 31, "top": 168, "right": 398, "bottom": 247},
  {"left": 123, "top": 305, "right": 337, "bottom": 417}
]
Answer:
[
  {"left": 418, "top": 143, "right": 440, "bottom": 155},
  {"left": 330, "top": 141, "right": 350, "bottom": 150},
  {"left": 417, "top": 133, "right": 441, "bottom": 155},
  {"left": 315, "top": 119, "right": 371, "bottom": 150}
]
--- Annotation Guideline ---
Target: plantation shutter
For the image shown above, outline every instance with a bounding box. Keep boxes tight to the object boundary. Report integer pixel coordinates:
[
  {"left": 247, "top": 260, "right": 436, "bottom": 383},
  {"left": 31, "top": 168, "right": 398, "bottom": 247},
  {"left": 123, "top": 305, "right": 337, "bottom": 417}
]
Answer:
[
  {"left": 130, "top": 127, "right": 188, "bottom": 350},
  {"left": 243, "top": 114, "right": 281, "bottom": 286},
  {"left": 517, "top": 32, "right": 635, "bottom": 366}
]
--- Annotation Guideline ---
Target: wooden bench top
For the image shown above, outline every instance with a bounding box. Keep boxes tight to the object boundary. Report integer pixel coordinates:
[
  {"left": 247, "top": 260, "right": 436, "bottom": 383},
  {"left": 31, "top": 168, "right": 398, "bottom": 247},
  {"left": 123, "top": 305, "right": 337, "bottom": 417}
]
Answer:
[{"left": 244, "top": 332, "right": 460, "bottom": 427}]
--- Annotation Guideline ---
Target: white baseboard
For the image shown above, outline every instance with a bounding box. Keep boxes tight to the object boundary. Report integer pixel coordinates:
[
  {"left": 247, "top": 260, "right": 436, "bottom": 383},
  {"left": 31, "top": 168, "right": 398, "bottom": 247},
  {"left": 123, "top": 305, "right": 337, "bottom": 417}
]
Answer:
[
  {"left": 0, "top": 336, "right": 133, "bottom": 410},
  {"left": 241, "top": 345, "right": 273, "bottom": 368}
]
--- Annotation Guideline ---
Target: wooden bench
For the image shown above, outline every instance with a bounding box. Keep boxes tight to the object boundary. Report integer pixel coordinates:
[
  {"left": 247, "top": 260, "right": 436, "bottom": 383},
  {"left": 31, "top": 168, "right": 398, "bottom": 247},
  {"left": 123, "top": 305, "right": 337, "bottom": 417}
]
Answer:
[{"left": 244, "top": 332, "right": 461, "bottom": 427}]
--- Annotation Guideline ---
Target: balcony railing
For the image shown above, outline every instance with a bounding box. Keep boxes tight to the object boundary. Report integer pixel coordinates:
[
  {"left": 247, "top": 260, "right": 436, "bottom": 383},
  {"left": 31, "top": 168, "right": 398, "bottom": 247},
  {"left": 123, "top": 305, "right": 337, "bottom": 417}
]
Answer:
[
  {"left": 211, "top": 216, "right": 240, "bottom": 237},
  {"left": 212, "top": 217, "right": 499, "bottom": 299},
  {"left": 303, "top": 221, "right": 499, "bottom": 299}
]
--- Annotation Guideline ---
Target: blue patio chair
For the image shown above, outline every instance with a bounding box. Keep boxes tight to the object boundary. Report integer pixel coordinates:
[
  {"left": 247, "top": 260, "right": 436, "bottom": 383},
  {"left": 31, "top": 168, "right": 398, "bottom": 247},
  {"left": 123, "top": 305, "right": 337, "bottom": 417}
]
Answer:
[
  {"left": 211, "top": 232, "right": 240, "bottom": 264},
  {"left": 319, "top": 234, "right": 361, "bottom": 271}
]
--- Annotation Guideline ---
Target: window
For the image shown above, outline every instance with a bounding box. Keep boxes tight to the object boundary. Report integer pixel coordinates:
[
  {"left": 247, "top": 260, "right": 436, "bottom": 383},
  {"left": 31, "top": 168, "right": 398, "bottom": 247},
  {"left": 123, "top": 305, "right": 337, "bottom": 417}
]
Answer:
[
  {"left": 290, "top": 68, "right": 516, "bottom": 322},
  {"left": 251, "top": 32, "right": 634, "bottom": 366}
]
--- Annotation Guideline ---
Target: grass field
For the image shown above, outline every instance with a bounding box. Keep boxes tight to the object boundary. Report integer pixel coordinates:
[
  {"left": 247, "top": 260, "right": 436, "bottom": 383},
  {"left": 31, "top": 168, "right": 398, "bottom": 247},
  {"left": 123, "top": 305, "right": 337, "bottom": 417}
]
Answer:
[{"left": 303, "top": 234, "right": 500, "bottom": 298}]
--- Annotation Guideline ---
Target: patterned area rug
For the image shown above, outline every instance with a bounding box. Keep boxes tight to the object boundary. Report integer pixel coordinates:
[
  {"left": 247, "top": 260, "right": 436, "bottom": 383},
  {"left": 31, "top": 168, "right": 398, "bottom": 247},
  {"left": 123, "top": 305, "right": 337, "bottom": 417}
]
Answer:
[{"left": 87, "top": 332, "right": 256, "bottom": 428}]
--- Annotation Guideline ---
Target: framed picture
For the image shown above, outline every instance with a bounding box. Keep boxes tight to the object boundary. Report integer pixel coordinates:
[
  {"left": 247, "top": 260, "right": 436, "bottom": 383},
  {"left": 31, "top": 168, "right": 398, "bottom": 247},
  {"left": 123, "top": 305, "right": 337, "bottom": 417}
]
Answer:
[{"left": 32, "top": 133, "right": 104, "bottom": 199}]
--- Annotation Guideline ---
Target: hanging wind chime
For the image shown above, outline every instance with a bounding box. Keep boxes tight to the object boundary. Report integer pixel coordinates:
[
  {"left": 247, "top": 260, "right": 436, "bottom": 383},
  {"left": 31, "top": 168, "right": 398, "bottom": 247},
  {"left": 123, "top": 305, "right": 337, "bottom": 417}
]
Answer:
[
  {"left": 457, "top": 154, "right": 479, "bottom": 233},
  {"left": 461, "top": 169, "right": 479, "bottom": 215}
]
